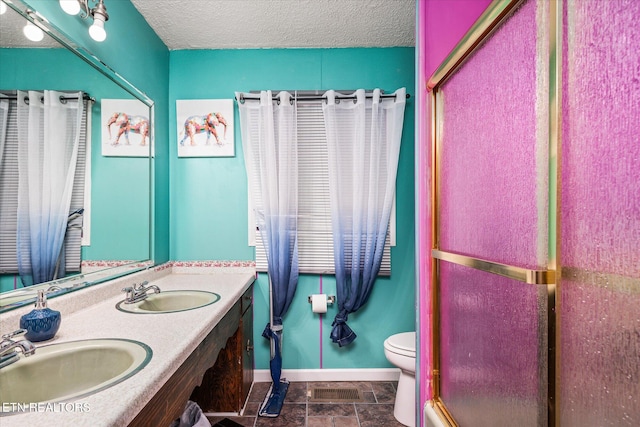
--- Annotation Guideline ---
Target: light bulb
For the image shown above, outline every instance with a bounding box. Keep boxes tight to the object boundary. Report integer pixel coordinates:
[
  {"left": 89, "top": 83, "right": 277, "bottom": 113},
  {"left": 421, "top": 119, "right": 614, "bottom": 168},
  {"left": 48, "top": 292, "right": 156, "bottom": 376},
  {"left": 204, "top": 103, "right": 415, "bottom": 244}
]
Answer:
[
  {"left": 89, "top": 18, "right": 106, "bottom": 42},
  {"left": 0, "top": 2, "right": 7, "bottom": 16},
  {"left": 59, "top": 0, "right": 81, "bottom": 15},
  {"left": 23, "top": 22, "right": 44, "bottom": 42}
]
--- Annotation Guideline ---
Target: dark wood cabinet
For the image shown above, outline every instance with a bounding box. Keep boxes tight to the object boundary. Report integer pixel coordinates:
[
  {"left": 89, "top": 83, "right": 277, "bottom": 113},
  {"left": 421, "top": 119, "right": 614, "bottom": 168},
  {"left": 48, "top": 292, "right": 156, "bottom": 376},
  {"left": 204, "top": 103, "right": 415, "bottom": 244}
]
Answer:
[
  {"left": 190, "top": 285, "right": 254, "bottom": 414},
  {"left": 240, "top": 293, "right": 254, "bottom": 409},
  {"left": 129, "top": 284, "right": 254, "bottom": 426}
]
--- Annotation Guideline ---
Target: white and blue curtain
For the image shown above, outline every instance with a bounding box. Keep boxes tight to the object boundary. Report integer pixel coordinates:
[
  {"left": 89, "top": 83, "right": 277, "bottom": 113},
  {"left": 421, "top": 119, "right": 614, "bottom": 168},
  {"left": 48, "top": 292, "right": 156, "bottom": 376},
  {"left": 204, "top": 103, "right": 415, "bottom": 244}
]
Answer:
[
  {"left": 239, "top": 87, "right": 405, "bottom": 353},
  {"left": 323, "top": 88, "right": 406, "bottom": 346},
  {"left": 238, "top": 90, "right": 299, "bottom": 401},
  {"left": 16, "top": 90, "right": 84, "bottom": 286}
]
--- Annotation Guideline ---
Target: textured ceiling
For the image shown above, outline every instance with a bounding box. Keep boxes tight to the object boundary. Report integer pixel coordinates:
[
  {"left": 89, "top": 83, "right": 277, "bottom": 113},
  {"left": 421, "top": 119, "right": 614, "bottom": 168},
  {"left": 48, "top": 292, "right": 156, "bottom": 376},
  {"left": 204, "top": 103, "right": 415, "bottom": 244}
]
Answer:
[
  {"left": 0, "top": 6, "right": 59, "bottom": 48},
  {"left": 129, "top": 0, "right": 416, "bottom": 50}
]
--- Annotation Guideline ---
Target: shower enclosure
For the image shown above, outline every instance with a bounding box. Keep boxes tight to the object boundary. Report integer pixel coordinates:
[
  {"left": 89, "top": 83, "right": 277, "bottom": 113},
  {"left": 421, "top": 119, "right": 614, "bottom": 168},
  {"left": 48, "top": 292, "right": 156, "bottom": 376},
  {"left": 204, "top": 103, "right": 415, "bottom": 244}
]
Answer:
[{"left": 427, "top": 0, "right": 639, "bottom": 426}]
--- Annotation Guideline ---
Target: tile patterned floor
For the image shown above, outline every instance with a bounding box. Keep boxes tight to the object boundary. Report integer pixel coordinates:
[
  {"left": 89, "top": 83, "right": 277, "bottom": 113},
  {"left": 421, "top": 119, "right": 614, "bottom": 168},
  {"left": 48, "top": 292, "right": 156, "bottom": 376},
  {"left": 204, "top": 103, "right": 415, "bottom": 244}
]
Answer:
[{"left": 207, "top": 381, "right": 407, "bottom": 427}]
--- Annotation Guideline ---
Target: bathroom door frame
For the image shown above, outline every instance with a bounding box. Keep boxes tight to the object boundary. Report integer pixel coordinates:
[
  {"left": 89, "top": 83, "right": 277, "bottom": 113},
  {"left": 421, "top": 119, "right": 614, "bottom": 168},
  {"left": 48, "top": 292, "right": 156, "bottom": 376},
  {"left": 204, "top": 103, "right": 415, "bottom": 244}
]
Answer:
[{"left": 426, "top": 0, "right": 561, "bottom": 425}]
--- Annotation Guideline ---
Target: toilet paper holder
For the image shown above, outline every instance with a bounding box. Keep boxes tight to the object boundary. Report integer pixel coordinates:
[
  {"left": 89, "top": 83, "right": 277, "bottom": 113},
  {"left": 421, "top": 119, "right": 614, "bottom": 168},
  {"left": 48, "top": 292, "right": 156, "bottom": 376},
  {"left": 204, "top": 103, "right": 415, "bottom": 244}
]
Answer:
[{"left": 307, "top": 295, "right": 335, "bottom": 304}]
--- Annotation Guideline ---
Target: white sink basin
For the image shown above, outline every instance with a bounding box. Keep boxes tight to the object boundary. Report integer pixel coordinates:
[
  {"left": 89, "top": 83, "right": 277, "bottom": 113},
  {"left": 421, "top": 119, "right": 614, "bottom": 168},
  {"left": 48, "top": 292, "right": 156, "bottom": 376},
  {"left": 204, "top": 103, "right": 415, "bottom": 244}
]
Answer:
[
  {"left": 116, "top": 290, "right": 220, "bottom": 314},
  {"left": 0, "top": 338, "right": 152, "bottom": 414}
]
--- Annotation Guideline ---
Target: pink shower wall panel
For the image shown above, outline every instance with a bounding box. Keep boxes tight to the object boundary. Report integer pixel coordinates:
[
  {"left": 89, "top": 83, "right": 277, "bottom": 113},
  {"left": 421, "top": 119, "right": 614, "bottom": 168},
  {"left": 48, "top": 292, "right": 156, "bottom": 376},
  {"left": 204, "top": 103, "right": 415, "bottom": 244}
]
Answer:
[{"left": 424, "top": 0, "right": 495, "bottom": 78}]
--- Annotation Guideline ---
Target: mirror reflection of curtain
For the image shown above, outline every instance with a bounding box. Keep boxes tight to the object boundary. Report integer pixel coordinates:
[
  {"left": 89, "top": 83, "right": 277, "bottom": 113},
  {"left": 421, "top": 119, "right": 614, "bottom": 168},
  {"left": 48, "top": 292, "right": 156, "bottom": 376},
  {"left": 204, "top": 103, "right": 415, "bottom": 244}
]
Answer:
[
  {"left": 16, "top": 90, "right": 84, "bottom": 286},
  {"left": 323, "top": 88, "right": 406, "bottom": 347}
]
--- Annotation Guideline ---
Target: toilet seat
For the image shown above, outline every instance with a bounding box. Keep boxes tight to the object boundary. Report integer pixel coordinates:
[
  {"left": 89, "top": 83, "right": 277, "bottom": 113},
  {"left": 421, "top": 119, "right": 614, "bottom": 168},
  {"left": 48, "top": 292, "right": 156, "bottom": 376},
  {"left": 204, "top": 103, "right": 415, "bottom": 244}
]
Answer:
[{"left": 384, "top": 332, "right": 416, "bottom": 358}]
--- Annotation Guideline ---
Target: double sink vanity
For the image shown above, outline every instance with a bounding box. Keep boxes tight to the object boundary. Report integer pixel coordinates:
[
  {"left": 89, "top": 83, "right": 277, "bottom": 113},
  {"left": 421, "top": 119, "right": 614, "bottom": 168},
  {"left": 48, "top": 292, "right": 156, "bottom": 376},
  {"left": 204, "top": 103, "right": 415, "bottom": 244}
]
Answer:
[{"left": 0, "top": 265, "right": 256, "bottom": 426}]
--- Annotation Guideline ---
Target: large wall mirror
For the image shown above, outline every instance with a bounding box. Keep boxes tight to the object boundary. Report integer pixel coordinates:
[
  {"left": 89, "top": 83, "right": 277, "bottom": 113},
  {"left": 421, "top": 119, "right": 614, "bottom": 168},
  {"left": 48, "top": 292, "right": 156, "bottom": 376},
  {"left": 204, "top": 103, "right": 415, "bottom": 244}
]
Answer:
[{"left": 0, "top": 0, "right": 154, "bottom": 312}]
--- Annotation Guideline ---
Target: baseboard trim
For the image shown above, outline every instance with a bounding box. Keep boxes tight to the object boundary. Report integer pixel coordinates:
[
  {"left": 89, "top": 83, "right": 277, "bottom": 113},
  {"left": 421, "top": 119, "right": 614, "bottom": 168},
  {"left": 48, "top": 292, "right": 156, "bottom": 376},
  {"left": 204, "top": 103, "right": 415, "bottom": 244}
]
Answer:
[{"left": 253, "top": 368, "right": 400, "bottom": 383}]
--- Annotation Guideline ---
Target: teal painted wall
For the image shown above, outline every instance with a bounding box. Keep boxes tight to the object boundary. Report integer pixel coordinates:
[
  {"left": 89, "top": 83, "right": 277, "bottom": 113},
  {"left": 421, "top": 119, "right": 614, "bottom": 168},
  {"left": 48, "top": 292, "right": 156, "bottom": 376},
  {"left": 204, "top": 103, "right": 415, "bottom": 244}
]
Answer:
[
  {"left": 20, "top": 0, "right": 170, "bottom": 264},
  {"left": 3, "top": 2, "right": 416, "bottom": 372},
  {"left": 169, "top": 48, "right": 415, "bottom": 369},
  {"left": 0, "top": 276, "right": 15, "bottom": 294}
]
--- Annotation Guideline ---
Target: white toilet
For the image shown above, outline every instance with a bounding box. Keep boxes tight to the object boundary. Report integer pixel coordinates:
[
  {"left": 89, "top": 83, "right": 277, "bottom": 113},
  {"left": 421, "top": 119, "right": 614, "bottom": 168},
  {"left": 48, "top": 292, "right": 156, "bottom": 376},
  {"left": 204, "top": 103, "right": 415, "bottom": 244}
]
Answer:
[{"left": 384, "top": 331, "right": 416, "bottom": 427}]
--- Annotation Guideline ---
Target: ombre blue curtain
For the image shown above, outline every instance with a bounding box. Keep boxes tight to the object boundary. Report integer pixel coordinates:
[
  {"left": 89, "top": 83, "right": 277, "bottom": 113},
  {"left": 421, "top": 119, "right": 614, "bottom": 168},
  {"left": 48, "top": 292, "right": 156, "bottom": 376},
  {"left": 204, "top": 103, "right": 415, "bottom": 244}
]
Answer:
[
  {"left": 16, "top": 90, "right": 84, "bottom": 286},
  {"left": 238, "top": 90, "right": 298, "bottom": 396},
  {"left": 322, "top": 88, "right": 406, "bottom": 346}
]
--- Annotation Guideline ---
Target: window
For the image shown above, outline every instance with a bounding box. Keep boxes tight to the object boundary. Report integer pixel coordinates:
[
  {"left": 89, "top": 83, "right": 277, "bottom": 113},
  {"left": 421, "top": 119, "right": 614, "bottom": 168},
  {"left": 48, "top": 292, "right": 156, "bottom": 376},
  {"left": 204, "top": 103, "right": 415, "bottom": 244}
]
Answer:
[{"left": 246, "top": 99, "right": 394, "bottom": 275}]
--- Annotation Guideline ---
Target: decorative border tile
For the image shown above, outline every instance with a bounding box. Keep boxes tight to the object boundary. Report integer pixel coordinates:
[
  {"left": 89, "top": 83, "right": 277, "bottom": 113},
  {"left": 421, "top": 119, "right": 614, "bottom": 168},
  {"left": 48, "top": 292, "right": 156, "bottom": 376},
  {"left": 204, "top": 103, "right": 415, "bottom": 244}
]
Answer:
[
  {"left": 167, "top": 260, "right": 256, "bottom": 275},
  {"left": 81, "top": 260, "right": 256, "bottom": 274},
  {"left": 170, "top": 260, "right": 256, "bottom": 268},
  {"left": 81, "top": 260, "right": 153, "bottom": 273},
  {"left": 81, "top": 260, "right": 153, "bottom": 268}
]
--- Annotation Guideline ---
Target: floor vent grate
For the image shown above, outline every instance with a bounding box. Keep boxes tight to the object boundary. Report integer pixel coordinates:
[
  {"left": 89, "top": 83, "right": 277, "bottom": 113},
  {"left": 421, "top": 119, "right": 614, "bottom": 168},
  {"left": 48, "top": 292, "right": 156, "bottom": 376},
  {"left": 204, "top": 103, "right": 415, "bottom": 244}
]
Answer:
[{"left": 308, "top": 387, "right": 363, "bottom": 402}]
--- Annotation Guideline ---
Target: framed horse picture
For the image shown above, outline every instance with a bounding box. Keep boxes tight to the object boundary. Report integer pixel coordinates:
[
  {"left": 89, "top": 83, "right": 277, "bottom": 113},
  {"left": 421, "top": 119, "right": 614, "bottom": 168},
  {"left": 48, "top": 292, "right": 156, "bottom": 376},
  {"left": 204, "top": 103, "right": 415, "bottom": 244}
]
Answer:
[
  {"left": 101, "top": 98, "right": 151, "bottom": 157},
  {"left": 176, "top": 99, "right": 234, "bottom": 157}
]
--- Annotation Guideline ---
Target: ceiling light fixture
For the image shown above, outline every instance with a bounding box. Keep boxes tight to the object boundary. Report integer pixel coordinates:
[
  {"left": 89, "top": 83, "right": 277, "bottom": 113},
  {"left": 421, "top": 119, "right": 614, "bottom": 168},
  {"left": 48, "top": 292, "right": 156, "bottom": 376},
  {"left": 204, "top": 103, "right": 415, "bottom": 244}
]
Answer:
[
  {"left": 23, "top": 10, "right": 45, "bottom": 42},
  {"left": 23, "top": 21, "right": 44, "bottom": 42},
  {"left": 59, "top": 0, "right": 109, "bottom": 42},
  {"left": 59, "top": 0, "right": 81, "bottom": 16},
  {"left": 0, "top": 1, "right": 7, "bottom": 16}
]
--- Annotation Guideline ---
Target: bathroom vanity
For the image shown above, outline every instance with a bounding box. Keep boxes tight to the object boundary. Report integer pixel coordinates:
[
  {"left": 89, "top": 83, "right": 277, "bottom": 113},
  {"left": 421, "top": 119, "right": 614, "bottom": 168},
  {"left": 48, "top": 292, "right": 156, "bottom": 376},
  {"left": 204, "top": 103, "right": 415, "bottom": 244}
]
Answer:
[
  {"left": 130, "top": 284, "right": 254, "bottom": 426},
  {"left": 0, "top": 266, "right": 256, "bottom": 426},
  {"left": 190, "top": 285, "right": 254, "bottom": 413}
]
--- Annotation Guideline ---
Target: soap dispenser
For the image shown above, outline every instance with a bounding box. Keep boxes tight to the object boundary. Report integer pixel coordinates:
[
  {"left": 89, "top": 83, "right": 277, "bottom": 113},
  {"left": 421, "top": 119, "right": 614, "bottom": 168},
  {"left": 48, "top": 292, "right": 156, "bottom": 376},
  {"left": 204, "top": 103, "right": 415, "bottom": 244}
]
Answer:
[{"left": 19, "top": 289, "right": 61, "bottom": 342}]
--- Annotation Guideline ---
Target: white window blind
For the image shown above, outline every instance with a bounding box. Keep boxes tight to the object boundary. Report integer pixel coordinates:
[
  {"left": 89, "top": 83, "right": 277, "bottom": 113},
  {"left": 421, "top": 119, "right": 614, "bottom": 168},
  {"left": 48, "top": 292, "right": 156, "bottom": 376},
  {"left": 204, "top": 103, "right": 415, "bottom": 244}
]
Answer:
[
  {"left": 247, "top": 99, "right": 394, "bottom": 275},
  {"left": 0, "top": 94, "right": 90, "bottom": 275}
]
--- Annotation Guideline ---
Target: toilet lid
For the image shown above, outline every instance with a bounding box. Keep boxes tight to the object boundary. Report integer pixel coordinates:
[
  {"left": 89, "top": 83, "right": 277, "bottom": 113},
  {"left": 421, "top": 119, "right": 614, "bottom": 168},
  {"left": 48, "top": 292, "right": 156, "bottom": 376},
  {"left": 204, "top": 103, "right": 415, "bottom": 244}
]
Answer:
[{"left": 386, "top": 332, "right": 416, "bottom": 356}]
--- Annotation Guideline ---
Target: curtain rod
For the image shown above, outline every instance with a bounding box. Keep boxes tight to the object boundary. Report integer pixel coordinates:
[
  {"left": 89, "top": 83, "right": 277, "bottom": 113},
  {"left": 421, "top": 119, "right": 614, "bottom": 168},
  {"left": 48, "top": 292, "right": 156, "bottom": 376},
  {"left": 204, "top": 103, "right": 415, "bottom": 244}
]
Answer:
[
  {"left": 1, "top": 93, "right": 94, "bottom": 104},
  {"left": 236, "top": 91, "right": 410, "bottom": 104}
]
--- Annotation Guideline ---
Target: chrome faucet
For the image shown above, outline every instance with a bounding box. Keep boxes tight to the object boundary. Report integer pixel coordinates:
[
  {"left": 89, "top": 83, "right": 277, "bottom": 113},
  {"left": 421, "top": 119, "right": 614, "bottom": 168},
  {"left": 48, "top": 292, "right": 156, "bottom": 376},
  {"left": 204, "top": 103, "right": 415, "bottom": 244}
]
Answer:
[
  {"left": 47, "top": 285, "right": 62, "bottom": 293},
  {"left": 121, "top": 281, "right": 161, "bottom": 304},
  {"left": 0, "top": 329, "right": 36, "bottom": 369}
]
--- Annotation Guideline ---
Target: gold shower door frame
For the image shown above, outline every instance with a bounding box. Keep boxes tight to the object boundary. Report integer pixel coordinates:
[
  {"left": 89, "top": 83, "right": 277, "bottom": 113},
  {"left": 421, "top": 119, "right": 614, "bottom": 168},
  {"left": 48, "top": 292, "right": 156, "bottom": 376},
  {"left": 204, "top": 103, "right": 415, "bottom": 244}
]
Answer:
[{"left": 427, "top": 0, "right": 561, "bottom": 425}]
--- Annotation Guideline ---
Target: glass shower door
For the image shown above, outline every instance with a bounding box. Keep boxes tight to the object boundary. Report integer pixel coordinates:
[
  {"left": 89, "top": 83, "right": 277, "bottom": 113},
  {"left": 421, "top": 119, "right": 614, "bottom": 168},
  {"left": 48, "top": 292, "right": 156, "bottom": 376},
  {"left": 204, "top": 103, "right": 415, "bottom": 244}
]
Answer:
[
  {"left": 428, "top": 0, "right": 639, "bottom": 426},
  {"left": 559, "top": 0, "right": 640, "bottom": 424},
  {"left": 429, "top": 0, "right": 554, "bottom": 425}
]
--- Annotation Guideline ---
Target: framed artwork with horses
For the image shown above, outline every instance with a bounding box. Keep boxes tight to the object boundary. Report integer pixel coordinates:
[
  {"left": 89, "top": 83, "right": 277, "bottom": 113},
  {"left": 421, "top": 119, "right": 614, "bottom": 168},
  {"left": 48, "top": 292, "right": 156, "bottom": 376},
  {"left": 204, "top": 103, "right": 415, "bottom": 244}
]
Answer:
[
  {"left": 176, "top": 99, "right": 234, "bottom": 157},
  {"left": 101, "top": 98, "right": 151, "bottom": 157}
]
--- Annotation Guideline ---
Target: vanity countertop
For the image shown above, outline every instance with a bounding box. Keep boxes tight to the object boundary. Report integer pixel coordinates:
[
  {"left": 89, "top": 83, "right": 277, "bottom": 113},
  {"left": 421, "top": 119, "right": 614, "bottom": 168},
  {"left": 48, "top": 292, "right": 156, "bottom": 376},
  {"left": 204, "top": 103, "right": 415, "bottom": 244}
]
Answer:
[{"left": 0, "top": 268, "right": 256, "bottom": 426}]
